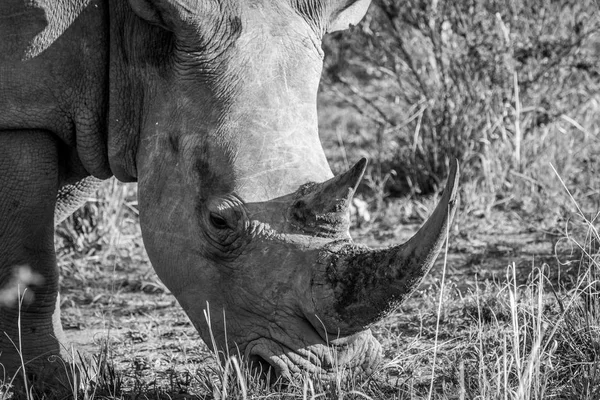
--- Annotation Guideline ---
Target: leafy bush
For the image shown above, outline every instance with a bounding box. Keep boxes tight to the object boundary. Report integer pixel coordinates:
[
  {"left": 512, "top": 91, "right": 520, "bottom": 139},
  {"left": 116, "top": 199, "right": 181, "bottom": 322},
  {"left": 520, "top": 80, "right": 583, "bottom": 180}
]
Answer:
[{"left": 321, "top": 0, "right": 600, "bottom": 197}]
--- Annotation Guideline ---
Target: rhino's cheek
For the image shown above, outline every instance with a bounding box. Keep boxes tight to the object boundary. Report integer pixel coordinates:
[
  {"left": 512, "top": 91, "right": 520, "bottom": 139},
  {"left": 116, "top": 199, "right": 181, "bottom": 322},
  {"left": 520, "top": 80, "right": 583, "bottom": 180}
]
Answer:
[{"left": 174, "top": 288, "right": 231, "bottom": 349}]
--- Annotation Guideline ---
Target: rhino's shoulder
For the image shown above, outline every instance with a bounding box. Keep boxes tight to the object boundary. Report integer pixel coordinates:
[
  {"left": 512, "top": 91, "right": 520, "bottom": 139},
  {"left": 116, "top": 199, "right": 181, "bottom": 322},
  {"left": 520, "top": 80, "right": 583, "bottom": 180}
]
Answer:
[{"left": 0, "top": 0, "right": 93, "bottom": 62}]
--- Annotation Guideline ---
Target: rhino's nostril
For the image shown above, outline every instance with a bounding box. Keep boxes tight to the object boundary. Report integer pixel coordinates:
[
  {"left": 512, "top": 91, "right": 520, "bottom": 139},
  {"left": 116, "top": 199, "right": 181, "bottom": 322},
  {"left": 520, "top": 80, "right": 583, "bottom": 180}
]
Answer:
[{"left": 248, "top": 354, "right": 278, "bottom": 382}]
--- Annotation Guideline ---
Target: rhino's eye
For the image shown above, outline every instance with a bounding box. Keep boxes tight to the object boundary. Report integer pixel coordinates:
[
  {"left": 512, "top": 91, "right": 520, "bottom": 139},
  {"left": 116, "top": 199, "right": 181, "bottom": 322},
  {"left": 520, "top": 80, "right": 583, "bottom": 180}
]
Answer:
[{"left": 209, "top": 212, "right": 229, "bottom": 230}]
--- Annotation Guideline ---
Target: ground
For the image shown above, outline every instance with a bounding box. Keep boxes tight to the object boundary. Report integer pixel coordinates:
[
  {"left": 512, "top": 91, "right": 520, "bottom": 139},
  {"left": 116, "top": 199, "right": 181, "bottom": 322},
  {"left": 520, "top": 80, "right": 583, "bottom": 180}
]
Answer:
[{"left": 37, "top": 179, "right": 595, "bottom": 399}]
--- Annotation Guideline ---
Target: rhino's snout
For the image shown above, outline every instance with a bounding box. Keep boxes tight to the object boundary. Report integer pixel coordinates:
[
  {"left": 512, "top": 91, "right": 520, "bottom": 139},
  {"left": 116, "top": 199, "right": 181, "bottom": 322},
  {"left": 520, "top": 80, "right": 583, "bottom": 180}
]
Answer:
[
  {"left": 239, "top": 158, "right": 458, "bottom": 378},
  {"left": 244, "top": 329, "right": 383, "bottom": 380}
]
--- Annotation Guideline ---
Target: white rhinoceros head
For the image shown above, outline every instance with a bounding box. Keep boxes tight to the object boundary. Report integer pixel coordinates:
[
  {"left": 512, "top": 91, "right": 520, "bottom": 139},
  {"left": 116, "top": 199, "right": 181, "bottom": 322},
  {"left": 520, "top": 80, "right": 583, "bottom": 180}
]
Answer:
[{"left": 107, "top": 0, "right": 459, "bottom": 379}]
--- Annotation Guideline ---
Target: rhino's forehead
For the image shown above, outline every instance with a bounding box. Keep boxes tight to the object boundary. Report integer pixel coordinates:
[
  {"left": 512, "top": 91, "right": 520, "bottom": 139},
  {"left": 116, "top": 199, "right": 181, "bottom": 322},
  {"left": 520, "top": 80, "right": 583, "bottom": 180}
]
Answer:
[
  {"left": 290, "top": 0, "right": 335, "bottom": 32},
  {"left": 137, "top": 1, "right": 349, "bottom": 202},
  {"left": 192, "top": 0, "right": 344, "bottom": 39}
]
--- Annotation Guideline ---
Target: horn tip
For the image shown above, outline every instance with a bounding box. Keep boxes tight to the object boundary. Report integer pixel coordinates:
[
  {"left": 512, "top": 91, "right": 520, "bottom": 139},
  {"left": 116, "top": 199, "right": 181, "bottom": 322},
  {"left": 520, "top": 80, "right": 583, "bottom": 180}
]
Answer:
[
  {"left": 446, "top": 159, "right": 460, "bottom": 203},
  {"left": 347, "top": 158, "right": 368, "bottom": 190},
  {"left": 355, "top": 157, "right": 368, "bottom": 173}
]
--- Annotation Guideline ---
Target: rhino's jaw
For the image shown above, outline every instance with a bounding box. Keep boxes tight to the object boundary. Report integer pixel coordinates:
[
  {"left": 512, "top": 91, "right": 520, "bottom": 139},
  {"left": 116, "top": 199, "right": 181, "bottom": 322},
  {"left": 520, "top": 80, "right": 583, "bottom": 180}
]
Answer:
[
  {"left": 245, "top": 329, "right": 382, "bottom": 380},
  {"left": 176, "top": 277, "right": 382, "bottom": 380}
]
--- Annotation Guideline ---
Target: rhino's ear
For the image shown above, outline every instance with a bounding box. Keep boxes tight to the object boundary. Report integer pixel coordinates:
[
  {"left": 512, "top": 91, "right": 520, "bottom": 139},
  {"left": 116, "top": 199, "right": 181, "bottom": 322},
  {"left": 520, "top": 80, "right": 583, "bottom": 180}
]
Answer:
[
  {"left": 327, "top": 0, "right": 371, "bottom": 33},
  {"left": 128, "top": 0, "right": 196, "bottom": 31}
]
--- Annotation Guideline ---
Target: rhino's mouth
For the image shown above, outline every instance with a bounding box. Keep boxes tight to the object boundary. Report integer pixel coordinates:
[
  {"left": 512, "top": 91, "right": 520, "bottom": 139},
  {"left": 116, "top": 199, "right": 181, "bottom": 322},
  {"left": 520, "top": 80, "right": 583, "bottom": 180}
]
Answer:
[{"left": 244, "top": 329, "right": 382, "bottom": 380}]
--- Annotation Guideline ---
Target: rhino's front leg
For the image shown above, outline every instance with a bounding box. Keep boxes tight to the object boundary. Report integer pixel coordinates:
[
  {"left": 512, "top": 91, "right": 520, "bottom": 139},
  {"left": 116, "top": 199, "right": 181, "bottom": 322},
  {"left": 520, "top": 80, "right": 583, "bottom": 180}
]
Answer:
[{"left": 0, "top": 131, "right": 74, "bottom": 395}]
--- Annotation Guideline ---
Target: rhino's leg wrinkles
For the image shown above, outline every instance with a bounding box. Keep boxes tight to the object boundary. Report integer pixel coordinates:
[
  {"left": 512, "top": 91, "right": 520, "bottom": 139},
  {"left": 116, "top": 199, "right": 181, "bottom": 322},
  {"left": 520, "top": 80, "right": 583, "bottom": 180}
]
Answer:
[
  {"left": 0, "top": 130, "right": 73, "bottom": 392},
  {"left": 55, "top": 176, "right": 105, "bottom": 226}
]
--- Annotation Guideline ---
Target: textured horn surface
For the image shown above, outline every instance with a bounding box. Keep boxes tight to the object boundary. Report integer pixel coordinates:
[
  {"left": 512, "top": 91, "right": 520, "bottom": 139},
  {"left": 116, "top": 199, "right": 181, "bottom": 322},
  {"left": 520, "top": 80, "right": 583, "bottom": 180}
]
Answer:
[
  {"left": 315, "top": 160, "right": 460, "bottom": 330},
  {"left": 290, "top": 158, "right": 367, "bottom": 238}
]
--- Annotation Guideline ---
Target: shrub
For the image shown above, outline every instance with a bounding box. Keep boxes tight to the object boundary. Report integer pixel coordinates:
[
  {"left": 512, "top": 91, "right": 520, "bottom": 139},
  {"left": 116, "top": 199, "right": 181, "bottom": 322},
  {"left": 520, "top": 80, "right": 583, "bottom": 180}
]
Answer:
[{"left": 321, "top": 0, "right": 600, "bottom": 197}]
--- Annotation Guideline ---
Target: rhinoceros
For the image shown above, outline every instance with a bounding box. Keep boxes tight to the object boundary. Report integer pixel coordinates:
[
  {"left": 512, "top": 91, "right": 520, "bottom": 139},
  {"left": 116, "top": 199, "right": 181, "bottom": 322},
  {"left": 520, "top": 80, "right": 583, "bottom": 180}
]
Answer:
[{"left": 0, "top": 0, "right": 459, "bottom": 391}]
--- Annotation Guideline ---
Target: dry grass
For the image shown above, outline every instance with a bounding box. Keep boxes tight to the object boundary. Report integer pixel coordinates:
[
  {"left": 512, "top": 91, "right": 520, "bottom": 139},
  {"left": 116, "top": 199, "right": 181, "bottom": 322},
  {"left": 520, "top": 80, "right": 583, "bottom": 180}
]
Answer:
[{"left": 4, "top": 162, "right": 600, "bottom": 399}]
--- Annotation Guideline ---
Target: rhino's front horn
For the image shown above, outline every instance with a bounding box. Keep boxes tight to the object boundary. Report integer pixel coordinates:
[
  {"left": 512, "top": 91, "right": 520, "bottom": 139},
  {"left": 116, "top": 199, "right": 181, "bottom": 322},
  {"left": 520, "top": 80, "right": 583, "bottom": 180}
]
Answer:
[
  {"left": 291, "top": 158, "right": 367, "bottom": 237},
  {"left": 313, "top": 160, "right": 460, "bottom": 332}
]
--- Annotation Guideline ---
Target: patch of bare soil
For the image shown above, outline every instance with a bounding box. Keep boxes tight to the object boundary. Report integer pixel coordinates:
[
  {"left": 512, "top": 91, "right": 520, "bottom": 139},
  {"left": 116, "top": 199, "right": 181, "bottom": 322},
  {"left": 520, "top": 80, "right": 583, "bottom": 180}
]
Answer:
[{"left": 59, "top": 248, "right": 215, "bottom": 396}]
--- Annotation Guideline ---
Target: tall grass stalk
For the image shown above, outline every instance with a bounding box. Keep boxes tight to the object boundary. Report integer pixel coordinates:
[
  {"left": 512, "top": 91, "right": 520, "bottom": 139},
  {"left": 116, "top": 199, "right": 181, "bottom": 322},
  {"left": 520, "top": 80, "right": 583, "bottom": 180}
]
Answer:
[
  {"left": 0, "top": 286, "right": 33, "bottom": 400},
  {"left": 202, "top": 303, "right": 249, "bottom": 399},
  {"left": 15, "top": 286, "right": 30, "bottom": 400},
  {"left": 427, "top": 208, "right": 452, "bottom": 400}
]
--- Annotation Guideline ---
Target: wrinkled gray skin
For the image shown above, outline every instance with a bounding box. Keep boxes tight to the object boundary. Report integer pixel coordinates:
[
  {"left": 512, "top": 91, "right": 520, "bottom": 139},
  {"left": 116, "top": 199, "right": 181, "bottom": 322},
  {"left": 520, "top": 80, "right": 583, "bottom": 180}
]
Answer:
[{"left": 0, "top": 0, "right": 459, "bottom": 392}]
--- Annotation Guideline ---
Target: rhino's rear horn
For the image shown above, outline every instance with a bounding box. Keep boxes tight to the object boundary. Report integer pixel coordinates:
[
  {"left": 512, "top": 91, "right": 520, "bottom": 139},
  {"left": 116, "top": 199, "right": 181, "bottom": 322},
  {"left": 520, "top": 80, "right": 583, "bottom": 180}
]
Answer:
[
  {"left": 315, "top": 157, "right": 367, "bottom": 206},
  {"left": 290, "top": 158, "right": 367, "bottom": 237}
]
